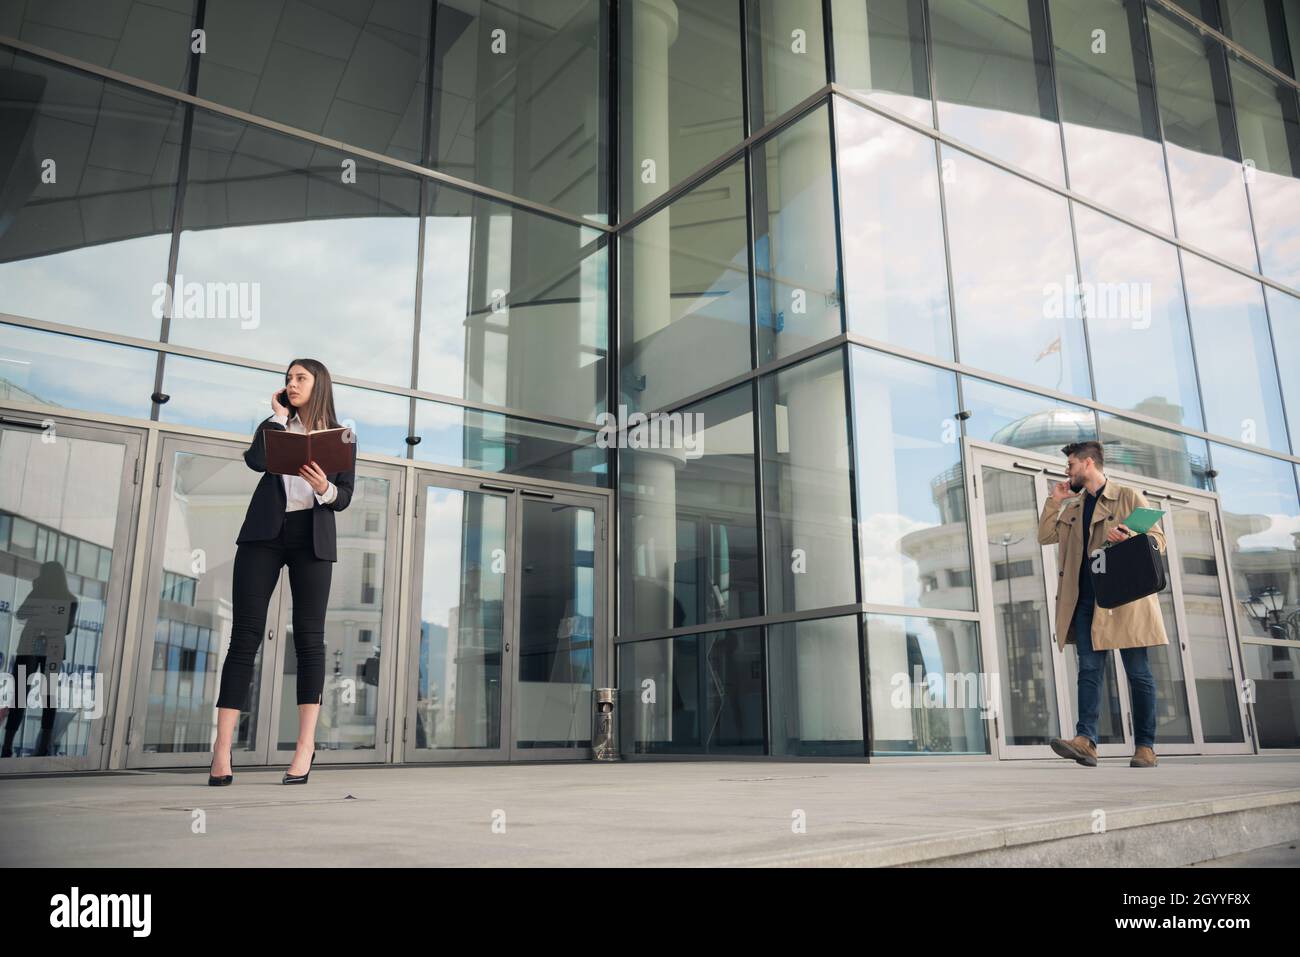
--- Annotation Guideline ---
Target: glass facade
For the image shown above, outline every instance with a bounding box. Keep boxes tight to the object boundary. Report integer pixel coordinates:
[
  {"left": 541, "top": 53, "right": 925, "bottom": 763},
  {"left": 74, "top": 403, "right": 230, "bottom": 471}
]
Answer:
[{"left": 2, "top": 0, "right": 1299, "bottom": 767}]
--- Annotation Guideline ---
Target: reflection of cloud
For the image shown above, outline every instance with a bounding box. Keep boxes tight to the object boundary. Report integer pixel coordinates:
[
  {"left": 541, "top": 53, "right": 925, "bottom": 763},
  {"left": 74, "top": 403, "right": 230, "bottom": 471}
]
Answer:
[
  {"left": 1063, "top": 124, "right": 1174, "bottom": 235},
  {"left": 1249, "top": 171, "right": 1300, "bottom": 289},
  {"left": 937, "top": 104, "right": 1065, "bottom": 185},
  {"left": 859, "top": 511, "right": 936, "bottom": 606},
  {"left": 1165, "top": 144, "right": 1258, "bottom": 272},
  {"left": 169, "top": 217, "right": 419, "bottom": 385},
  {"left": 1233, "top": 513, "right": 1300, "bottom": 552},
  {"left": 419, "top": 490, "right": 505, "bottom": 628}
]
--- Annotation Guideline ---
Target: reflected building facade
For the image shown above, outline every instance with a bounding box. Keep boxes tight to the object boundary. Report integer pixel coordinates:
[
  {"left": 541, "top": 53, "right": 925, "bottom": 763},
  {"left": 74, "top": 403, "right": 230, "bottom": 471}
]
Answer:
[{"left": 1, "top": 0, "right": 1298, "bottom": 770}]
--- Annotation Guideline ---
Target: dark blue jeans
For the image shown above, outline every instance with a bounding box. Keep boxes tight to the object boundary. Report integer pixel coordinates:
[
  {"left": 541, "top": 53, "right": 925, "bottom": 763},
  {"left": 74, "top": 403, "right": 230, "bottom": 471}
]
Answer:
[{"left": 1073, "top": 597, "right": 1157, "bottom": 749}]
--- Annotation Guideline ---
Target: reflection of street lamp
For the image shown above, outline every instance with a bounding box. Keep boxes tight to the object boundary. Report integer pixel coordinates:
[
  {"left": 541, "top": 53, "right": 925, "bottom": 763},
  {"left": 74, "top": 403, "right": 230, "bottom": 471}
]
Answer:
[
  {"left": 990, "top": 533, "right": 1024, "bottom": 646},
  {"left": 1244, "top": 586, "right": 1287, "bottom": 639}
]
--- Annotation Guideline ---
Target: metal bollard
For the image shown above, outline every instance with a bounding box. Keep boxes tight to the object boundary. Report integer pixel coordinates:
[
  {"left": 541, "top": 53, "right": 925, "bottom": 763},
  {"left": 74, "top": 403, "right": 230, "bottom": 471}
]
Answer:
[{"left": 592, "top": 688, "right": 619, "bottom": 761}]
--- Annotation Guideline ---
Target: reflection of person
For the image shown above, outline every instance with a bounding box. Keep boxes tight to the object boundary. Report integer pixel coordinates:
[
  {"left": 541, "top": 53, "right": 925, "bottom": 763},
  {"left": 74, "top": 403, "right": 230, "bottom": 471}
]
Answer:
[
  {"left": 3, "top": 561, "right": 77, "bottom": 758},
  {"left": 1038, "top": 440, "right": 1167, "bottom": 769},
  {"left": 208, "top": 358, "right": 354, "bottom": 786}
]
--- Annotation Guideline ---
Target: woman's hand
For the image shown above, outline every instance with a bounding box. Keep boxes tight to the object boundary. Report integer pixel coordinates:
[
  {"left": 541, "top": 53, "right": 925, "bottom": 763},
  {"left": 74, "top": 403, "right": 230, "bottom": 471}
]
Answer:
[
  {"left": 299, "top": 461, "right": 330, "bottom": 495},
  {"left": 271, "top": 389, "right": 289, "bottom": 418}
]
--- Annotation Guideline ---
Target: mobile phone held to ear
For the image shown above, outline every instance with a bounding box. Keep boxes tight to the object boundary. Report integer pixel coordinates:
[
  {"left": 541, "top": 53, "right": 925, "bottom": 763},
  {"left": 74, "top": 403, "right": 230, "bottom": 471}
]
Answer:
[{"left": 276, "top": 389, "right": 290, "bottom": 411}]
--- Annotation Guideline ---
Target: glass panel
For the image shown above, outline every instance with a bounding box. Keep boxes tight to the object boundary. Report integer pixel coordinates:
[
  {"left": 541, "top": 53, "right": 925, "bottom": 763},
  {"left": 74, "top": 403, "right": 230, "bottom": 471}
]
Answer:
[
  {"left": 617, "top": 629, "right": 765, "bottom": 754},
  {"left": 419, "top": 183, "right": 609, "bottom": 424},
  {"left": 1149, "top": 537, "right": 1195, "bottom": 743},
  {"left": 412, "top": 399, "right": 607, "bottom": 487},
  {"left": 618, "top": 385, "right": 760, "bottom": 635},
  {"left": 1048, "top": 0, "right": 1174, "bottom": 233},
  {"left": 1266, "top": 287, "right": 1300, "bottom": 455},
  {"left": 760, "top": 350, "right": 856, "bottom": 613},
  {"left": 1072, "top": 204, "right": 1201, "bottom": 428},
  {"left": 830, "top": 0, "right": 933, "bottom": 124},
  {"left": 746, "top": 0, "right": 828, "bottom": 130},
  {"left": 1182, "top": 253, "right": 1289, "bottom": 453},
  {"left": 1148, "top": 7, "right": 1260, "bottom": 271},
  {"left": 0, "top": 0, "right": 196, "bottom": 88},
  {"left": 930, "top": 0, "right": 1065, "bottom": 183},
  {"left": 752, "top": 105, "right": 840, "bottom": 364},
  {"left": 0, "top": 427, "right": 125, "bottom": 758},
  {"left": 852, "top": 347, "right": 973, "bottom": 611},
  {"left": 1172, "top": 503, "right": 1245, "bottom": 741},
  {"left": 1098, "top": 413, "right": 1212, "bottom": 489},
  {"left": 279, "top": 475, "right": 391, "bottom": 752},
  {"left": 1210, "top": 443, "right": 1300, "bottom": 643},
  {"left": 516, "top": 498, "right": 595, "bottom": 749},
  {"left": 768, "top": 616, "right": 863, "bottom": 755},
  {"left": 169, "top": 109, "right": 421, "bottom": 387},
  {"left": 430, "top": 0, "right": 608, "bottom": 219},
  {"left": 196, "top": 0, "right": 428, "bottom": 163},
  {"left": 942, "top": 148, "right": 1090, "bottom": 396},
  {"left": 160, "top": 357, "right": 413, "bottom": 459},
  {"left": 0, "top": 53, "right": 184, "bottom": 338},
  {"left": 140, "top": 450, "right": 265, "bottom": 755},
  {"left": 0, "top": 324, "right": 155, "bottom": 419},
  {"left": 1230, "top": 56, "right": 1300, "bottom": 288},
  {"left": 835, "top": 97, "right": 953, "bottom": 358},
  {"left": 619, "top": 160, "right": 750, "bottom": 413},
  {"left": 979, "top": 466, "right": 1061, "bottom": 746},
  {"left": 412, "top": 484, "right": 507, "bottom": 752},
  {"left": 618, "top": 0, "right": 744, "bottom": 215},
  {"left": 864, "top": 613, "right": 986, "bottom": 754},
  {"left": 1243, "top": 642, "right": 1300, "bottom": 746},
  {"left": 1221, "top": 0, "right": 1296, "bottom": 75},
  {"left": 962, "top": 376, "right": 1097, "bottom": 453}
]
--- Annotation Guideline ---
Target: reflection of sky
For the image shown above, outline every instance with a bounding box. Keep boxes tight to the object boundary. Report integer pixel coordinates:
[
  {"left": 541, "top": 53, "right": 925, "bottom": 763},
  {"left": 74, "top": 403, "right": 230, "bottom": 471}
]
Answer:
[
  {"left": 942, "top": 147, "right": 1089, "bottom": 397},
  {"left": 852, "top": 347, "right": 964, "bottom": 606},
  {"left": 938, "top": 105, "right": 1065, "bottom": 185},
  {"left": 1072, "top": 204, "right": 1201, "bottom": 427},
  {"left": 1165, "top": 144, "right": 1259, "bottom": 273},
  {"left": 0, "top": 323, "right": 155, "bottom": 419},
  {"left": 1182, "top": 255, "right": 1288, "bottom": 453},
  {"left": 836, "top": 100, "right": 952, "bottom": 359},
  {"left": 1063, "top": 124, "right": 1174, "bottom": 235},
  {"left": 1249, "top": 171, "right": 1300, "bottom": 289},
  {"left": 169, "top": 217, "right": 419, "bottom": 386},
  {"left": 0, "top": 235, "right": 171, "bottom": 340},
  {"left": 1210, "top": 443, "right": 1300, "bottom": 552},
  {"left": 420, "top": 487, "right": 506, "bottom": 629},
  {"left": 1265, "top": 287, "right": 1300, "bottom": 454}
]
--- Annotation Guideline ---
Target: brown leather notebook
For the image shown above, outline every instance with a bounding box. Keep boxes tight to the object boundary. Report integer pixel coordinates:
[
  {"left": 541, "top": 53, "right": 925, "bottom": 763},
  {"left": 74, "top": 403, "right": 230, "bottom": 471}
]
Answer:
[{"left": 264, "top": 426, "right": 355, "bottom": 476}]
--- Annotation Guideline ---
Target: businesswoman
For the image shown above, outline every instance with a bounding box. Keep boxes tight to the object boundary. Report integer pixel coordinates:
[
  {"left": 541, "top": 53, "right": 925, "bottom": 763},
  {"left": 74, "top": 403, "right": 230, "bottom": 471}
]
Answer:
[{"left": 208, "top": 358, "right": 355, "bottom": 786}]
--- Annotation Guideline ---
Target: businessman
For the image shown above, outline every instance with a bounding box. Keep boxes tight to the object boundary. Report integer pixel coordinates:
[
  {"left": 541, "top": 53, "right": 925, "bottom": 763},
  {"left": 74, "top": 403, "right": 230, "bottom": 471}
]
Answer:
[{"left": 1037, "top": 440, "right": 1168, "bottom": 768}]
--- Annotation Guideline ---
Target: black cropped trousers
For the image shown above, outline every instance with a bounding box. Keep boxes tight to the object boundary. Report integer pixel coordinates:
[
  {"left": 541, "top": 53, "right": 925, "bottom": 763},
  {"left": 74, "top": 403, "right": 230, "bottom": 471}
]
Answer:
[{"left": 216, "top": 509, "right": 330, "bottom": 711}]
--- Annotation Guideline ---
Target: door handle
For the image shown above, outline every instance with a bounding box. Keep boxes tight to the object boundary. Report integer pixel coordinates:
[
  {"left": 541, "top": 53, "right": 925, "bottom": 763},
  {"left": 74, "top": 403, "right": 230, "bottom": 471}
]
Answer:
[
  {"left": 479, "top": 482, "right": 514, "bottom": 494},
  {"left": 520, "top": 489, "right": 554, "bottom": 498},
  {"left": 1011, "top": 461, "right": 1043, "bottom": 472}
]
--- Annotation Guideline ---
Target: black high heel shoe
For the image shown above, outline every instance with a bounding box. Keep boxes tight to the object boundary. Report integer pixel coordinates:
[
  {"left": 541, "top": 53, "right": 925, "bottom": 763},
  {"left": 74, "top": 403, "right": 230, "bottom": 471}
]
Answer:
[
  {"left": 282, "top": 748, "right": 316, "bottom": 785},
  {"left": 208, "top": 747, "right": 234, "bottom": 787}
]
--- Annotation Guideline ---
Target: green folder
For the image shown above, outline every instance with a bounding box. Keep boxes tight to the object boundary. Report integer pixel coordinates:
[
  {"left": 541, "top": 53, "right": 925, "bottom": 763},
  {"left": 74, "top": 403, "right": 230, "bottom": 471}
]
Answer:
[{"left": 1120, "top": 506, "right": 1165, "bottom": 534}]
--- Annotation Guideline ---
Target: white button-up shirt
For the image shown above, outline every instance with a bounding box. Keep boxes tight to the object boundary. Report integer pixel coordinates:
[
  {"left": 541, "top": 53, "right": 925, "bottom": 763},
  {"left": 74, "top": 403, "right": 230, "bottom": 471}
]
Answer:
[{"left": 271, "top": 413, "right": 338, "bottom": 512}]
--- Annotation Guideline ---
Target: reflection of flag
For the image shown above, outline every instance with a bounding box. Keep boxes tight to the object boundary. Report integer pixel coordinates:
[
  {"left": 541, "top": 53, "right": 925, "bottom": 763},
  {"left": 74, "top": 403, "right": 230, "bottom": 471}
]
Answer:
[{"left": 1035, "top": 336, "right": 1061, "bottom": 362}]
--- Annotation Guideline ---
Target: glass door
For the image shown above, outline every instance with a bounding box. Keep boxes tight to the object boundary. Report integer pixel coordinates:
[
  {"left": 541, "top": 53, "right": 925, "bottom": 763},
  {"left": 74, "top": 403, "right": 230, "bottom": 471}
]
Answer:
[
  {"left": 403, "top": 473, "right": 609, "bottom": 762},
  {"left": 511, "top": 487, "right": 605, "bottom": 757},
  {"left": 0, "top": 414, "right": 142, "bottom": 772},
  {"left": 1155, "top": 490, "right": 1252, "bottom": 752},
  {"left": 267, "top": 463, "right": 404, "bottom": 765},
  {"left": 968, "top": 447, "right": 1075, "bottom": 758},
  {"left": 127, "top": 435, "right": 282, "bottom": 768}
]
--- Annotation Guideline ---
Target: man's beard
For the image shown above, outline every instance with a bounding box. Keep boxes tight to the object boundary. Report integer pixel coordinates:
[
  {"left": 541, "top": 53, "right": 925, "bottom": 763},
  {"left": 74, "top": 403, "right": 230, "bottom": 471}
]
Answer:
[{"left": 1069, "top": 477, "right": 1084, "bottom": 492}]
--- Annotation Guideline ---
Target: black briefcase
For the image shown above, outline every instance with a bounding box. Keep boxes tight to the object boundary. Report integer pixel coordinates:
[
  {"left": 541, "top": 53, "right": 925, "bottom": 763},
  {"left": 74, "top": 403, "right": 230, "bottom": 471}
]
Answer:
[{"left": 1090, "top": 532, "right": 1167, "bottom": 609}]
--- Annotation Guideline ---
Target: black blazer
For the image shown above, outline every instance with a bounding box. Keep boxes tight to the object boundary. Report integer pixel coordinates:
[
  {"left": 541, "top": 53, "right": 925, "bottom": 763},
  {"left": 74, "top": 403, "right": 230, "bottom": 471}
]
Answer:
[{"left": 235, "top": 415, "right": 356, "bottom": 562}]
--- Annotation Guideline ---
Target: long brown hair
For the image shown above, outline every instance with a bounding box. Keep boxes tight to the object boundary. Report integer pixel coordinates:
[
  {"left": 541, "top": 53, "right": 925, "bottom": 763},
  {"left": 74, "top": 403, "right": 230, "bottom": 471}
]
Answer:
[{"left": 285, "top": 358, "right": 340, "bottom": 432}]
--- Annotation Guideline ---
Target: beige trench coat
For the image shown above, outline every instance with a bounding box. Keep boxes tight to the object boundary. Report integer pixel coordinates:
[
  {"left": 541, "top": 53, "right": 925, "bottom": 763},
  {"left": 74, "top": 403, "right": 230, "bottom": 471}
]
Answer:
[{"left": 1037, "top": 479, "right": 1169, "bottom": 652}]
